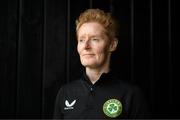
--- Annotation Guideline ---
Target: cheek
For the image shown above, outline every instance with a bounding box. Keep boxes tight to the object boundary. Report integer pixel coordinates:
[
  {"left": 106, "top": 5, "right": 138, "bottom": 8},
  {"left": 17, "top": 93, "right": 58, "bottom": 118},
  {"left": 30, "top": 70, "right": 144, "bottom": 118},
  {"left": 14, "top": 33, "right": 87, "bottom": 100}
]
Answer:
[
  {"left": 77, "top": 44, "right": 81, "bottom": 54},
  {"left": 95, "top": 46, "right": 108, "bottom": 58}
]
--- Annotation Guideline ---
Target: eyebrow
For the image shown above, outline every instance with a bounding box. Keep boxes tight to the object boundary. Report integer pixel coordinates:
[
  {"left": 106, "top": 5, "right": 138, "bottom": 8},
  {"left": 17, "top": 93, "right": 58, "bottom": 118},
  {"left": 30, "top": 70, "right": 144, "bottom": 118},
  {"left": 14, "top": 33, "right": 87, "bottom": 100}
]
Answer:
[{"left": 78, "top": 35, "right": 102, "bottom": 39}]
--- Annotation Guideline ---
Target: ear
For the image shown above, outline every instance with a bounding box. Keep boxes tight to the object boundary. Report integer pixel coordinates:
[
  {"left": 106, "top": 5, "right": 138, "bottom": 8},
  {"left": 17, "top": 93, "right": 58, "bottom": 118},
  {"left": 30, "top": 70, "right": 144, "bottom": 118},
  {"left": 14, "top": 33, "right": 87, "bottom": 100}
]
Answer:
[{"left": 109, "top": 38, "right": 118, "bottom": 52}]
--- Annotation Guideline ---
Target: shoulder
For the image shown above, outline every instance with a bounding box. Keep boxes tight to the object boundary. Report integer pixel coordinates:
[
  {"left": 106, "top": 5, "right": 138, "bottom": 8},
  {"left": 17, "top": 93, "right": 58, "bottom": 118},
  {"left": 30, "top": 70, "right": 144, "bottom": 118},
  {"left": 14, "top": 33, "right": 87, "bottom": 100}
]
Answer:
[
  {"left": 118, "top": 80, "right": 142, "bottom": 94},
  {"left": 62, "top": 79, "right": 82, "bottom": 89},
  {"left": 114, "top": 79, "right": 147, "bottom": 107},
  {"left": 56, "top": 79, "right": 82, "bottom": 95},
  {"left": 112, "top": 77, "right": 140, "bottom": 91},
  {"left": 110, "top": 76, "right": 144, "bottom": 98}
]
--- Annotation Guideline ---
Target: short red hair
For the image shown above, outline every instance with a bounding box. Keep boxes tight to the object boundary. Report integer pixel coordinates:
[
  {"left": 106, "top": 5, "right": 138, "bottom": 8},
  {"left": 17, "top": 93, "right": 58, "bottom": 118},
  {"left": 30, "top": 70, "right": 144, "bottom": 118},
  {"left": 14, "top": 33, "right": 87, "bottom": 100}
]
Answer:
[{"left": 76, "top": 9, "right": 119, "bottom": 39}]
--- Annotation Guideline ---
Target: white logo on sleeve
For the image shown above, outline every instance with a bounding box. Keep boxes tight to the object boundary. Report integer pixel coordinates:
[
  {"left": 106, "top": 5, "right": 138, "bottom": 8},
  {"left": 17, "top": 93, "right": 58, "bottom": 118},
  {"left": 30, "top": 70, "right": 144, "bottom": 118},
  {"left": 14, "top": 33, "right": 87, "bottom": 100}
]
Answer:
[{"left": 64, "top": 100, "right": 76, "bottom": 110}]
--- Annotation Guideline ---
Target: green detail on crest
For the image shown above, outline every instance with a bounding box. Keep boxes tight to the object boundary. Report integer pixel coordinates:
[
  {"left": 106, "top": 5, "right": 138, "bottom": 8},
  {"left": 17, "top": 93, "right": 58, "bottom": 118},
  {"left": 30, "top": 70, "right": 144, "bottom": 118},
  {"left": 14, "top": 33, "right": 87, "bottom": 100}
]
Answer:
[{"left": 103, "top": 99, "right": 122, "bottom": 118}]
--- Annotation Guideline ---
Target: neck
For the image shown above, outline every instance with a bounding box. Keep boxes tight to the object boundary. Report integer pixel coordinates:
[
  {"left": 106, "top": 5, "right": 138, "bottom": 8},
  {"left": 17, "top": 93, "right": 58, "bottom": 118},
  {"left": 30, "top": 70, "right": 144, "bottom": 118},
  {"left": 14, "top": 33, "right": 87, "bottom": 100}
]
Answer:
[{"left": 86, "top": 64, "right": 110, "bottom": 84}]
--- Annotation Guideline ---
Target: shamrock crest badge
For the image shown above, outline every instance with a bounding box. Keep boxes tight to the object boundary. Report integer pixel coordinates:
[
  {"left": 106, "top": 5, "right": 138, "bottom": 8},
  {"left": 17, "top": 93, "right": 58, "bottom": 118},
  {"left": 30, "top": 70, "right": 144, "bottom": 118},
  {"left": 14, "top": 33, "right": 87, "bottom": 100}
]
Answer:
[{"left": 103, "top": 99, "right": 122, "bottom": 118}]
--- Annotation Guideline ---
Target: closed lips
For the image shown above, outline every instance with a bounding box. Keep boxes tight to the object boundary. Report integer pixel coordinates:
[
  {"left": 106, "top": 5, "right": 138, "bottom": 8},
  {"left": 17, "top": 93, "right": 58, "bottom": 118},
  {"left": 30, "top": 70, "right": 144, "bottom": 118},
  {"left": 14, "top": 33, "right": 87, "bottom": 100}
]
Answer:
[{"left": 83, "top": 54, "right": 94, "bottom": 56}]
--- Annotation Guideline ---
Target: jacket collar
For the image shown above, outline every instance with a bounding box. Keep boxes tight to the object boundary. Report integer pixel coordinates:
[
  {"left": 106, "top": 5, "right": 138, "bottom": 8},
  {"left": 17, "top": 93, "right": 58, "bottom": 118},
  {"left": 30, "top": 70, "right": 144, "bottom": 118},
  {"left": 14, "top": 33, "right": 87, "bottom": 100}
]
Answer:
[{"left": 82, "top": 69, "right": 115, "bottom": 86}]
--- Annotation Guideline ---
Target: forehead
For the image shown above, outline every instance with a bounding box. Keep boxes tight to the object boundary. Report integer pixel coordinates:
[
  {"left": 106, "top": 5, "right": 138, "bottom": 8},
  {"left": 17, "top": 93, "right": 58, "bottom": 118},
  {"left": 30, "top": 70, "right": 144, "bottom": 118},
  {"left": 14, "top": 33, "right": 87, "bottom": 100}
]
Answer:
[{"left": 77, "top": 22, "right": 106, "bottom": 38}]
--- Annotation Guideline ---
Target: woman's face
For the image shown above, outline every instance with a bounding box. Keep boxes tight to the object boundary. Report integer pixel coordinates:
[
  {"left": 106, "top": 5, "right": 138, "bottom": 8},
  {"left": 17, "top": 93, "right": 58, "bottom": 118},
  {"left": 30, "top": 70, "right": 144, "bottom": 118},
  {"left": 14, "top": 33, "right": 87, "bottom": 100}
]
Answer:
[{"left": 77, "top": 22, "right": 115, "bottom": 69}]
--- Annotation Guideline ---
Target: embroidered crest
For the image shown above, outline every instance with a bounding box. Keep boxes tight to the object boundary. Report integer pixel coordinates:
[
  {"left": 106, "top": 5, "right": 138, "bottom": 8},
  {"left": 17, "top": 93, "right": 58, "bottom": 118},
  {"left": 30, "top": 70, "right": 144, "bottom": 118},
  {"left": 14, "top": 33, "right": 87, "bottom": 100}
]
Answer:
[{"left": 103, "top": 99, "right": 122, "bottom": 118}]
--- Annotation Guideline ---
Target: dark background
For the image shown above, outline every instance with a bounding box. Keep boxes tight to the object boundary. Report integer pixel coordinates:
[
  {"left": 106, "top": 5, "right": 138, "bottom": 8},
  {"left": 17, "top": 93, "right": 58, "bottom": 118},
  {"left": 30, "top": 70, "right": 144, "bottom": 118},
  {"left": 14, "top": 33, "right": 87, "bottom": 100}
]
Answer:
[{"left": 0, "top": 0, "right": 179, "bottom": 119}]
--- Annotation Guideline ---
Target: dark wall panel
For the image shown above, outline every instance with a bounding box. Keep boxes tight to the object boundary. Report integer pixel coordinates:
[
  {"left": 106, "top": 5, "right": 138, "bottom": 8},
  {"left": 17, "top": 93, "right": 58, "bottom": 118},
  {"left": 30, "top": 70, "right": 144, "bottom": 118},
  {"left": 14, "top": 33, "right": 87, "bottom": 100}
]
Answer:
[
  {"left": 44, "top": 0, "right": 67, "bottom": 118},
  {"left": 172, "top": 0, "right": 179, "bottom": 116},
  {"left": 16, "top": 0, "right": 43, "bottom": 118},
  {"left": 153, "top": 0, "right": 171, "bottom": 116},
  {"left": 0, "top": 0, "right": 18, "bottom": 118},
  {"left": 133, "top": 0, "right": 151, "bottom": 112}
]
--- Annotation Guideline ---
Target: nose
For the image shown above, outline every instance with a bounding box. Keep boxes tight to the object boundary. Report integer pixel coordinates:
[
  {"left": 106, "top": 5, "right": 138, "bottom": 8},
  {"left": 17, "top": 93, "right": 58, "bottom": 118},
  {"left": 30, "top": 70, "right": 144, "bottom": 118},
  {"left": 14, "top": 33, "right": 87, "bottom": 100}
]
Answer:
[{"left": 84, "top": 40, "right": 91, "bottom": 49}]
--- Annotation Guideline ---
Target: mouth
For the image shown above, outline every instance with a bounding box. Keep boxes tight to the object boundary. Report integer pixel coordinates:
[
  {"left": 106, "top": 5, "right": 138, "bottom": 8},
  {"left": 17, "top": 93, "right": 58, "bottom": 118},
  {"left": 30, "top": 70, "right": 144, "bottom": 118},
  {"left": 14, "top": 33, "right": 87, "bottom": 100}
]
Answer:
[
  {"left": 82, "top": 54, "right": 94, "bottom": 57},
  {"left": 82, "top": 54, "right": 95, "bottom": 57}
]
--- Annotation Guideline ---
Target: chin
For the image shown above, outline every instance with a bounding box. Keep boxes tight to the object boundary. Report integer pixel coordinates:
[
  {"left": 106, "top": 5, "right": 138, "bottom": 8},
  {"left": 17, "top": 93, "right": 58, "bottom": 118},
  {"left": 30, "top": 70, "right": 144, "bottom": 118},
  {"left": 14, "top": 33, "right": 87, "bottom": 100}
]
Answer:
[{"left": 81, "top": 62, "right": 97, "bottom": 68}]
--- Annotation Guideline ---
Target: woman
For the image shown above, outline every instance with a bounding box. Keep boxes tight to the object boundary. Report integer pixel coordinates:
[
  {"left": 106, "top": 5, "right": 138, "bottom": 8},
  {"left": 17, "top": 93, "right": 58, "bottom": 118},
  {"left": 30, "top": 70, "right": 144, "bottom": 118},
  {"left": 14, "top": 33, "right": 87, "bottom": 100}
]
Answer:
[{"left": 53, "top": 8, "right": 149, "bottom": 119}]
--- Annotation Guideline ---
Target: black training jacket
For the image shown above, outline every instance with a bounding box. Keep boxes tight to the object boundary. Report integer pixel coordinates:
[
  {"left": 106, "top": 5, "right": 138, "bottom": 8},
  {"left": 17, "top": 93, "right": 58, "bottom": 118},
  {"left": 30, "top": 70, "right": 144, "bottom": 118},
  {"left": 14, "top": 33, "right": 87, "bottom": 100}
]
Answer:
[{"left": 53, "top": 71, "right": 149, "bottom": 119}]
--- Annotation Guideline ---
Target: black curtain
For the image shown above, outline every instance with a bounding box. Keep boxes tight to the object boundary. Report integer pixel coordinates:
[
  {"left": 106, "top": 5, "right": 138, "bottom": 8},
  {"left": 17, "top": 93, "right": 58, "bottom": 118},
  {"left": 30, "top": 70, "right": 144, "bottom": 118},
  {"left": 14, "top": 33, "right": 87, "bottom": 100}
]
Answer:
[{"left": 0, "top": 0, "right": 178, "bottom": 118}]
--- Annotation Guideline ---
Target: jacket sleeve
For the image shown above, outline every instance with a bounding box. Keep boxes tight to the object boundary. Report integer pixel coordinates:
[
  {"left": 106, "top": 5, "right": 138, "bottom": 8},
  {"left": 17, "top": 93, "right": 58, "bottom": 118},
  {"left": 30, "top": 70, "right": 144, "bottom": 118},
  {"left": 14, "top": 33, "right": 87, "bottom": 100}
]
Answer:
[{"left": 53, "top": 86, "right": 64, "bottom": 119}]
